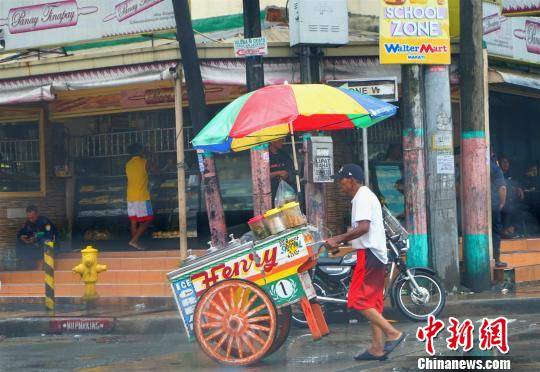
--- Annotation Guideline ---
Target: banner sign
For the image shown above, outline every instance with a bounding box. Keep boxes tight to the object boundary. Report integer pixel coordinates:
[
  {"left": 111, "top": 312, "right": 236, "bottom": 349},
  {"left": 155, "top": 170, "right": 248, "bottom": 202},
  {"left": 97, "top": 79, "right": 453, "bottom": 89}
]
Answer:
[
  {"left": 483, "top": 1, "right": 540, "bottom": 66},
  {"left": 233, "top": 37, "right": 268, "bottom": 57},
  {"left": 49, "top": 82, "right": 247, "bottom": 119},
  {"left": 502, "top": 0, "right": 540, "bottom": 16},
  {"left": 379, "top": 0, "right": 451, "bottom": 65},
  {"left": 0, "top": 0, "right": 176, "bottom": 51}
]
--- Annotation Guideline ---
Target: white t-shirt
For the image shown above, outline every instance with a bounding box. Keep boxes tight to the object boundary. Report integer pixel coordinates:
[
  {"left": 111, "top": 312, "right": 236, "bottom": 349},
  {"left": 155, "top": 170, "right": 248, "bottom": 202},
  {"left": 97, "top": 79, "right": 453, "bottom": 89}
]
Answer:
[{"left": 350, "top": 186, "right": 388, "bottom": 264}]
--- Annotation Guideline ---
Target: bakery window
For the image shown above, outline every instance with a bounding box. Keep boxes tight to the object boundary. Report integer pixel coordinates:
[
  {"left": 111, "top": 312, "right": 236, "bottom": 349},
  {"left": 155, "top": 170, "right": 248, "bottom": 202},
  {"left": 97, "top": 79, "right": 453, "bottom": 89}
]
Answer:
[{"left": 0, "top": 111, "right": 46, "bottom": 197}]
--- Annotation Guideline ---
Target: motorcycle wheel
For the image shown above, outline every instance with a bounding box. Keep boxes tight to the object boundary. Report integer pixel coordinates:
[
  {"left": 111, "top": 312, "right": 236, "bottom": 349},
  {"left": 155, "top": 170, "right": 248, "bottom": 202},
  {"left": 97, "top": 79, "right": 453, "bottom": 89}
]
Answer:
[
  {"left": 291, "top": 280, "right": 327, "bottom": 328},
  {"left": 393, "top": 272, "right": 446, "bottom": 322}
]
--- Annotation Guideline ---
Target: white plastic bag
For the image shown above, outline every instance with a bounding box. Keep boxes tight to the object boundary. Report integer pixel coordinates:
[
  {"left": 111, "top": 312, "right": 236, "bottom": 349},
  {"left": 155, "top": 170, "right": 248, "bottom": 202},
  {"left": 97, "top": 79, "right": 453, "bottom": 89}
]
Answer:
[{"left": 274, "top": 180, "right": 297, "bottom": 207}]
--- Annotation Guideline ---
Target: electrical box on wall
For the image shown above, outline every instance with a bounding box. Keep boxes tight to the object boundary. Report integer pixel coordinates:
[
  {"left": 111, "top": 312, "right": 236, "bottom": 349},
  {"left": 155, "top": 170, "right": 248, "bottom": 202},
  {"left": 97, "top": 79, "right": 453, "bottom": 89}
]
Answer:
[
  {"left": 306, "top": 136, "right": 334, "bottom": 183},
  {"left": 288, "top": 0, "right": 349, "bottom": 46}
]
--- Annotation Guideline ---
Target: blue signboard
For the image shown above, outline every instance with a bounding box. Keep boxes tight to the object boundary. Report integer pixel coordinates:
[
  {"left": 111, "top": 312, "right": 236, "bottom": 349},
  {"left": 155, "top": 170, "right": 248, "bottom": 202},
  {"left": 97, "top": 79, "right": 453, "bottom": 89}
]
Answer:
[{"left": 171, "top": 277, "right": 197, "bottom": 341}]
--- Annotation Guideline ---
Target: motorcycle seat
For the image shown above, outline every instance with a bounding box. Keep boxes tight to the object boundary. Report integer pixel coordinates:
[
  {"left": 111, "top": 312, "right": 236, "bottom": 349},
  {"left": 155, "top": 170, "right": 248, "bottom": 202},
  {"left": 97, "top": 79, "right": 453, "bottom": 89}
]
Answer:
[{"left": 317, "top": 256, "right": 343, "bottom": 266}]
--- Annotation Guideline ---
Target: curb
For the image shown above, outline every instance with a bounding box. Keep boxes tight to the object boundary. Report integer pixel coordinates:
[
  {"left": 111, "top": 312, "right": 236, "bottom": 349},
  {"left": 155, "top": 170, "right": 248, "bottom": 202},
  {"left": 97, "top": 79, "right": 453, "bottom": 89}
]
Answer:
[{"left": 1, "top": 296, "right": 539, "bottom": 338}]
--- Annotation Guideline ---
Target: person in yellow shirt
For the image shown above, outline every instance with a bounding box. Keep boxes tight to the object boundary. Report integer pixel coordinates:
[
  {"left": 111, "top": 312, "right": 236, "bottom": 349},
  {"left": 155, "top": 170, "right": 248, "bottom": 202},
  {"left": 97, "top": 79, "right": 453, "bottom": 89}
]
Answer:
[{"left": 126, "top": 143, "right": 159, "bottom": 250}]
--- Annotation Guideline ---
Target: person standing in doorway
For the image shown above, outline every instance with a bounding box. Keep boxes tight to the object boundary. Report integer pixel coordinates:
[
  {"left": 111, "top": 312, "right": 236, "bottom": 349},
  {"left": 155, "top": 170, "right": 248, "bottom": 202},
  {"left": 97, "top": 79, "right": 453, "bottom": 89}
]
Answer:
[
  {"left": 325, "top": 164, "right": 405, "bottom": 361},
  {"left": 126, "top": 143, "right": 159, "bottom": 250},
  {"left": 491, "top": 150, "right": 508, "bottom": 268},
  {"left": 269, "top": 139, "right": 294, "bottom": 202}
]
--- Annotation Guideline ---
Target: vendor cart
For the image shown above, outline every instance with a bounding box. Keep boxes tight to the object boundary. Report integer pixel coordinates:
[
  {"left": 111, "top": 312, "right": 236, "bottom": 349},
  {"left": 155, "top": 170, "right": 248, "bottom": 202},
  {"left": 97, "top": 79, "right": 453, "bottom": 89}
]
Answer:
[{"left": 167, "top": 226, "right": 328, "bottom": 366}]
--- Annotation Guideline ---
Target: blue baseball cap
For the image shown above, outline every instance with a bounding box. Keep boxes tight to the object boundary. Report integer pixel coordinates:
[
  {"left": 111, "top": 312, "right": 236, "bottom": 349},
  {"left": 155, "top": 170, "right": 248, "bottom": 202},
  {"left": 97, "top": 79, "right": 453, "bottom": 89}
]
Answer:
[{"left": 333, "top": 164, "right": 365, "bottom": 183}]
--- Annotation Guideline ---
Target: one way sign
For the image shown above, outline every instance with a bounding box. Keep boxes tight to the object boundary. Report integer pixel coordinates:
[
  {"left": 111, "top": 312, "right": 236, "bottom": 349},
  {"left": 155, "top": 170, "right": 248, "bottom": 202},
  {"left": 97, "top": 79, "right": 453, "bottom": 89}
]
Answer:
[{"left": 327, "top": 78, "right": 398, "bottom": 102}]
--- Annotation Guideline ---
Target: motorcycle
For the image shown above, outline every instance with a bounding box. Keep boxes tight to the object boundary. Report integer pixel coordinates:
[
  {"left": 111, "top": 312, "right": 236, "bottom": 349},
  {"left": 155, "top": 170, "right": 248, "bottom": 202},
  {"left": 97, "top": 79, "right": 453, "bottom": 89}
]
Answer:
[{"left": 292, "top": 208, "right": 446, "bottom": 327}]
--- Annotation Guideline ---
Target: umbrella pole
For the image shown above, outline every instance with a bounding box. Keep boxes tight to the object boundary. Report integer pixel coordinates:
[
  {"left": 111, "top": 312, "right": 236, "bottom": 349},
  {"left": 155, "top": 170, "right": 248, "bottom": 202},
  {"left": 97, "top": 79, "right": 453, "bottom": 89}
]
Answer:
[
  {"left": 362, "top": 127, "right": 370, "bottom": 186},
  {"left": 289, "top": 122, "right": 302, "bottom": 193}
]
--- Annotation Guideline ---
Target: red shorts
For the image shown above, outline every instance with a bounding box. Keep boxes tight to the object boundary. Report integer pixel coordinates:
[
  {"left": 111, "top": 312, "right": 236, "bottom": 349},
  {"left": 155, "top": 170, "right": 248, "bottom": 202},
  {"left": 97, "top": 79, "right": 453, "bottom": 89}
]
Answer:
[{"left": 347, "top": 249, "right": 386, "bottom": 313}]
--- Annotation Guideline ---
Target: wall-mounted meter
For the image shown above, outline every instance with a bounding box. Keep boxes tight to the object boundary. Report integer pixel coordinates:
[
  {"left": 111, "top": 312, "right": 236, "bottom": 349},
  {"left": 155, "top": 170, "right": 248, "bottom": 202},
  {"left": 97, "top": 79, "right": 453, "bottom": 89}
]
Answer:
[
  {"left": 306, "top": 136, "right": 334, "bottom": 183},
  {"left": 288, "top": 0, "right": 349, "bottom": 47}
]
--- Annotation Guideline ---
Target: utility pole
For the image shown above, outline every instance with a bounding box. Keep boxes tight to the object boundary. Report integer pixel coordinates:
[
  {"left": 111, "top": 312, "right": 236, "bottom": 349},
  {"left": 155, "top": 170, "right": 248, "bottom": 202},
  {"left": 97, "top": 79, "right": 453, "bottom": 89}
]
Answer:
[
  {"left": 172, "top": 0, "right": 228, "bottom": 248},
  {"left": 401, "top": 65, "right": 429, "bottom": 268},
  {"left": 299, "top": 46, "right": 326, "bottom": 238},
  {"left": 424, "top": 65, "right": 460, "bottom": 290},
  {"left": 460, "top": 0, "right": 491, "bottom": 291},
  {"left": 243, "top": 0, "right": 272, "bottom": 215}
]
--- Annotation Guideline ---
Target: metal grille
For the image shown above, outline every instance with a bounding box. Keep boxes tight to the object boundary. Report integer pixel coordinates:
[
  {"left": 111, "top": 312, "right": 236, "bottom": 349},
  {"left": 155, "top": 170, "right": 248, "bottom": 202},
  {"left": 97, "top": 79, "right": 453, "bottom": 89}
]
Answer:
[
  {"left": 368, "top": 117, "right": 402, "bottom": 144},
  {"left": 70, "top": 127, "right": 194, "bottom": 159},
  {"left": 0, "top": 139, "right": 40, "bottom": 163}
]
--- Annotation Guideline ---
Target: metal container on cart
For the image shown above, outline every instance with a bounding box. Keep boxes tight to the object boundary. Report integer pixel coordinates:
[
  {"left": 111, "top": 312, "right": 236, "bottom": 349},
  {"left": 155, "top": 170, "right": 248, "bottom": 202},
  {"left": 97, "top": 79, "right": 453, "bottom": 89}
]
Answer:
[{"left": 167, "top": 226, "right": 329, "bottom": 366}]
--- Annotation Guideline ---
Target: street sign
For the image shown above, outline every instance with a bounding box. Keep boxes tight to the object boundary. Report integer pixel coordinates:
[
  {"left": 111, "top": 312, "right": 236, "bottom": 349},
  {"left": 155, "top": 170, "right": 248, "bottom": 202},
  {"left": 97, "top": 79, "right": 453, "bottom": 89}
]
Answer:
[
  {"left": 233, "top": 37, "right": 268, "bottom": 57},
  {"left": 327, "top": 78, "right": 398, "bottom": 102},
  {"left": 379, "top": 0, "right": 451, "bottom": 65},
  {"left": 49, "top": 318, "right": 114, "bottom": 333}
]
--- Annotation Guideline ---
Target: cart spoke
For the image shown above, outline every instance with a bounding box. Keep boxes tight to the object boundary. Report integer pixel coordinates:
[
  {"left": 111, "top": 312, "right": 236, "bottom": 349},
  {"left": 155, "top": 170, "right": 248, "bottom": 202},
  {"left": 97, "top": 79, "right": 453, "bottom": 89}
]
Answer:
[
  {"left": 245, "top": 329, "right": 266, "bottom": 346},
  {"left": 229, "top": 287, "right": 236, "bottom": 311},
  {"left": 202, "top": 311, "right": 223, "bottom": 321},
  {"left": 201, "top": 321, "right": 222, "bottom": 329},
  {"left": 247, "top": 315, "right": 271, "bottom": 323},
  {"left": 237, "top": 286, "right": 246, "bottom": 310},
  {"left": 226, "top": 334, "right": 234, "bottom": 359},
  {"left": 205, "top": 328, "right": 224, "bottom": 343},
  {"left": 209, "top": 297, "right": 226, "bottom": 315},
  {"left": 236, "top": 335, "right": 244, "bottom": 359},
  {"left": 241, "top": 335, "right": 257, "bottom": 355},
  {"left": 242, "top": 294, "right": 258, "bottom": 314},
  {"left": 249, "top": 323, "right": 270, "bottom": 333},
  {"left": 214, "top": 333, "right": 228, "bottom": 352},
  {"left": 246, "top": 303, "right": 267, "bottom": 317},
  {"left": 218, "top": 292, "right": 230, "bottom": 312}
]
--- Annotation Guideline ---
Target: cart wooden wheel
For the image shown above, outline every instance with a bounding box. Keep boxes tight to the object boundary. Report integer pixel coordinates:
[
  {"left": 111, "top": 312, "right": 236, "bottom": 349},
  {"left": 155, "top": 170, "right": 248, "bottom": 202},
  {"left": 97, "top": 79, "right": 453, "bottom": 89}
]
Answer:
[
  {"left": 267, "top": 305, "right": 292, "bottom": 356},
  {"left": 193, "top": 279, "right": 278, "bottom": 366}
]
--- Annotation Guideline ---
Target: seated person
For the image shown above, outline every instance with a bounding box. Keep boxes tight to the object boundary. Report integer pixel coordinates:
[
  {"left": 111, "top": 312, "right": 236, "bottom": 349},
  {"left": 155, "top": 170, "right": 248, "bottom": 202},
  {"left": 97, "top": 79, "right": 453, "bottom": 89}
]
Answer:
[
  {"left": 500, "top": 156, "right": 539, "bottom": 237},
  {"left": 522, "top": 163, "right": 540, "bottom": 191},
  {"left": 16, "top": 206, "right": 57, "bottom": 270}
]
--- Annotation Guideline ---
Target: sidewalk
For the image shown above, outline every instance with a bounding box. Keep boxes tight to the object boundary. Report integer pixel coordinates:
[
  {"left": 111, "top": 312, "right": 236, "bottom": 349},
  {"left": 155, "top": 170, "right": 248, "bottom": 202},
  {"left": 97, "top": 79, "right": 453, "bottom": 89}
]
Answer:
[{"left": 2, "top": 284, "right": 540, "bottom": 337}]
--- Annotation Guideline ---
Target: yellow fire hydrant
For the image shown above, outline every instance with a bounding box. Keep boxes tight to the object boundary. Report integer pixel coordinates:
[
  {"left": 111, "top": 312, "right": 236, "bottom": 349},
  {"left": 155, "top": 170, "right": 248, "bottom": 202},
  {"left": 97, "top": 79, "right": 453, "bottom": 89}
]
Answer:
[{"left": 72, "top": 246, "right": 107, "bottom": 300}]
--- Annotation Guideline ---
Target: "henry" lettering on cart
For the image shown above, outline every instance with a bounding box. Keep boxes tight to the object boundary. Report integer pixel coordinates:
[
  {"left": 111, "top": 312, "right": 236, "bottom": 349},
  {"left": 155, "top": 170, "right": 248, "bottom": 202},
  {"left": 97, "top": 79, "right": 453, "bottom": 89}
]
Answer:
[{"left": 191, "top": 247, "right": 278, "bottom": 292}]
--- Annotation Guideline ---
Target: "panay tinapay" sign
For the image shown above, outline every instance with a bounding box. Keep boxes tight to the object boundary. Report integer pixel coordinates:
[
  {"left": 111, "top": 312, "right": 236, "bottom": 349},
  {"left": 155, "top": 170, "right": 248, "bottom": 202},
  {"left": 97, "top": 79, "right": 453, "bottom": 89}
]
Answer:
[
  {"left": 483, "top": 1, "right": 540, "bottom": 66},
  {"left": 0, "top": 0, "right": 176, "bottom": 51}
]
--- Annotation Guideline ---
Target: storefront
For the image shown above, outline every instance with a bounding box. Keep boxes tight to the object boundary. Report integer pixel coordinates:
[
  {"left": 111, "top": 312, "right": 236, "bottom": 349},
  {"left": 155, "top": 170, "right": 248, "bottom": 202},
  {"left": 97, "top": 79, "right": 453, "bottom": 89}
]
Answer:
[
  {"left": 488, "top": 69, "right": 540, "bottom": 238},
  {"left": 0, "top": 53, "right": 416, "bottom": 267}
]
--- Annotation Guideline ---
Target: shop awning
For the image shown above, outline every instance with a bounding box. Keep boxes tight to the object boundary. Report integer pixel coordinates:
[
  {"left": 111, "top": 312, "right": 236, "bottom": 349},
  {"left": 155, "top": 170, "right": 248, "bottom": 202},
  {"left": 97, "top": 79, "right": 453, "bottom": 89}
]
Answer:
[
  {"left": 489, "top": 69, "right": 540, "bottom": 97},
  {"left": 0, "top": 59, "right": 303, "bottom": 106},
  {"left": 0, "top": 57, "right": 415, "bottom": 106}
]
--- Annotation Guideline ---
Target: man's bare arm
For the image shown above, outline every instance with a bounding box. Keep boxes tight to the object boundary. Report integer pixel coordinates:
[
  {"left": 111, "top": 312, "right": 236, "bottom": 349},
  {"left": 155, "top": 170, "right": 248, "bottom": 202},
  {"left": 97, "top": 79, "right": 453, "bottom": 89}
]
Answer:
[
  {"left": 325, "top": 221, "right": 370, "bottom": 253},
  {"left": 498, "top": 185, "right": 507, "bottom": 210}
]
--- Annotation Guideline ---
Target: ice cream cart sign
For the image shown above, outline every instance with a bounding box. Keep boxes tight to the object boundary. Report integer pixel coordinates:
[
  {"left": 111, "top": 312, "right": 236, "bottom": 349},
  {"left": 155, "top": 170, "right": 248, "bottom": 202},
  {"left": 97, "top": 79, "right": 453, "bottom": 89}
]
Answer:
[
  {"left": 379, "top": 0, "right": 451, "bottom": 65},
  {"left": 0, "top": 0, "right": 176, "bottom": 52},
  {"left": 171, "top": 277, "right": 197, "bottom": 340}
]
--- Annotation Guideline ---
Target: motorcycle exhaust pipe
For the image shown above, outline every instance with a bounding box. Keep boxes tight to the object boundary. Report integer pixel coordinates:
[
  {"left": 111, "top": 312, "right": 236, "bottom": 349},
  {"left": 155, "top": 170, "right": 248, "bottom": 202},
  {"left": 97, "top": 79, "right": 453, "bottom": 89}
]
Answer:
[{"left": 316, "top": 296, "right": 347, "bottom": 304}]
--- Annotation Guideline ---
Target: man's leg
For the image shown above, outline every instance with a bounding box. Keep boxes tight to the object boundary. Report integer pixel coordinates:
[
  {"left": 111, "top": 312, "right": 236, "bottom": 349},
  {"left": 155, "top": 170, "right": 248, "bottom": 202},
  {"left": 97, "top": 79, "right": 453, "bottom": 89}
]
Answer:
[
  {"left": 368, "top": 322, "right": 386, "bottom": 356},
  {"left": 130, "top": 220, "right": 138, "bottom": 240},
  {"left": 492, "top": 209, "right": 505, "bottom": 265},
  {"left": 360, "top": 308, "right": 402, "bottom": 342},
  {"left": 130, "top": 221, "right": 151, "bottom": 249}
]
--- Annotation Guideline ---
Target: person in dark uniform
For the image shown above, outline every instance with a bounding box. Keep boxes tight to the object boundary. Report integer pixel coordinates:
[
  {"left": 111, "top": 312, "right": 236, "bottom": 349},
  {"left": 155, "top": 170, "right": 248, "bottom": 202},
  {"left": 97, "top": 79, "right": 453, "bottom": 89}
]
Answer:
[
  {"left": 491, "top": 153, "right": 508, "bottom": 268},
  {"left": 269, "top": 139, "right": 294, "bottom": 202},
  {"left": 16, "top": 206, "right": 57, "bottom": 270}
]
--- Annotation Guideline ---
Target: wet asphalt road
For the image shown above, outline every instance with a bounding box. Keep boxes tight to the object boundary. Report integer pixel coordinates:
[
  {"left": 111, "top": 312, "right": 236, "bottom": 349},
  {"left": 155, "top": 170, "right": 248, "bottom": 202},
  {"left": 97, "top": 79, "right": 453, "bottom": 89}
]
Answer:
[{"left": 1, "top": 314, "right": 540, "bottom": 371}]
